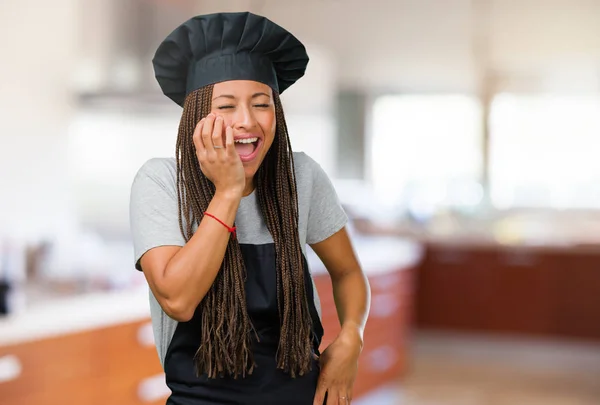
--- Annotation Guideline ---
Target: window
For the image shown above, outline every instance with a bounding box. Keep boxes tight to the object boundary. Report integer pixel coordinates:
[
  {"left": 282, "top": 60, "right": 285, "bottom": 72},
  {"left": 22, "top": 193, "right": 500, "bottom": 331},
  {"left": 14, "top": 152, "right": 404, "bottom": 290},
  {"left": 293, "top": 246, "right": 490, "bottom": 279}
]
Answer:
[
  {"left": 369, "top": 94, "right": 483, "bottom": 217},
  {"left": 490, "top": 94, "right": 600, "bottom": 209}
]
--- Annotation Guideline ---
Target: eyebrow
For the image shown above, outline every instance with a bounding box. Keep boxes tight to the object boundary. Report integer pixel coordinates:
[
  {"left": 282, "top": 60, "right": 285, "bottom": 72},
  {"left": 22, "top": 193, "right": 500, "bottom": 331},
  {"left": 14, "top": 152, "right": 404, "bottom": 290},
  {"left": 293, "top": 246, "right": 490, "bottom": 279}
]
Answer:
[{"left": 212, "top": 92, "right": 271, "bottom": 101}]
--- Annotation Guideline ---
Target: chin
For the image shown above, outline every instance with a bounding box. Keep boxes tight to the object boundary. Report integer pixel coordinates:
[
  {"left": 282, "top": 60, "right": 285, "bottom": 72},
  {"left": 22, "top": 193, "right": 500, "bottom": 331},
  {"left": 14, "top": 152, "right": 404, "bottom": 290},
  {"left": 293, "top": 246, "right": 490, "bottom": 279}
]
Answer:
[
  {"left": 242, "top": 153, "right": 267, "bottom": 175},
  {"left": 243, "top": 164, "right": 259, "bottom": 179}
]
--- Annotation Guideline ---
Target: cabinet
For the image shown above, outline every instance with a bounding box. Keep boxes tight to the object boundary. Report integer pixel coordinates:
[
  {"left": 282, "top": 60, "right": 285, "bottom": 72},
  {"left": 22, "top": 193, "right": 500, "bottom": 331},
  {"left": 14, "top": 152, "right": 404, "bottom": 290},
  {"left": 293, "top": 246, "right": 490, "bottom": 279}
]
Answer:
[
  {"left": 0, "top": 320, "right": 164, "bottom": 405},
  {"left": 0, "top": 265, "right": 415, "bottom": 404},
  {"left": 313, "top": 267, "right": 414, "bottom": 398},
  {"left": 415, "top": 243, "right": 600, "bottom": 340}
]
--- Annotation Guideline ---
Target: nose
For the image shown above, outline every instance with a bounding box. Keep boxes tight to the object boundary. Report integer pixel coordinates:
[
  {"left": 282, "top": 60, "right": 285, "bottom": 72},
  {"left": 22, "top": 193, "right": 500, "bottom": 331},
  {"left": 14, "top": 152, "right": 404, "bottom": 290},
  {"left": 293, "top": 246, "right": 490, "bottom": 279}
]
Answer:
[{"left": 232, "top": 104, "right": 257, "bottom": 131}]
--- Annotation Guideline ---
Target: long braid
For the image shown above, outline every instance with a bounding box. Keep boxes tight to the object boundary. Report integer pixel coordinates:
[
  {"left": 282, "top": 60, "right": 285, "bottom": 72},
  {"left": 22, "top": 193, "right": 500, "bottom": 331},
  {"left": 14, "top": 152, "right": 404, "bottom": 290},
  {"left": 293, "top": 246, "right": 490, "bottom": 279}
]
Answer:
[
  {"left": 256, "top": 92, "right": 314, "bottom": 377},
  {"left": 175, "top": 85, "right": 314, "bottom": 379}
]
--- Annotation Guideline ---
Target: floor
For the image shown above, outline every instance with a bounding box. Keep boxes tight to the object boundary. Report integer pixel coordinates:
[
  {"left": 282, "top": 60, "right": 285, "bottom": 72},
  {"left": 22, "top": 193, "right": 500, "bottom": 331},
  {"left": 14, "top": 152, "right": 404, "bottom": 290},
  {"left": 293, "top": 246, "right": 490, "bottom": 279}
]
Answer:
[{"left": 355, "top": 331, "right": 600, "bottom": 405}]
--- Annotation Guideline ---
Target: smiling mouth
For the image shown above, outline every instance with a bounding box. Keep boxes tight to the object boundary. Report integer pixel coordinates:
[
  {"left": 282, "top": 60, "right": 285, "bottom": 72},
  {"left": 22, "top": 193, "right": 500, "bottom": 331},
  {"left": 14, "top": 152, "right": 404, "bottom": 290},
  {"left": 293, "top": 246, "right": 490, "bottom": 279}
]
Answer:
[{"left": 234, "top": 137, "right": 261, "bottom": 162}]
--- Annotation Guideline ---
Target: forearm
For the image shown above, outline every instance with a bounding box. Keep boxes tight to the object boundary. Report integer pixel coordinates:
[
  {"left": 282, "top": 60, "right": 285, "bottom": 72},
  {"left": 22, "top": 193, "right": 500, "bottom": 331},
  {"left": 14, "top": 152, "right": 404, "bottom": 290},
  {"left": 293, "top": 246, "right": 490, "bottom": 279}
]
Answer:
[
  {"left": 331, "top": 269, "right": 371, "bottom": 346},
  {"left": 159, "top": 191, "right": 241, "bottom": 318}
]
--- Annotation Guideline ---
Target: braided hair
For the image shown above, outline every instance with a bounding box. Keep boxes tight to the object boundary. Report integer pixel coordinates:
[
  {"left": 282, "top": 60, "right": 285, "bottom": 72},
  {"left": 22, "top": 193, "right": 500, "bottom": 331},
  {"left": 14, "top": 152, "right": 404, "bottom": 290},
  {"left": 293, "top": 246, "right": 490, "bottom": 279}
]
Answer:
[{"left": 175, "top": 84, "right": 314, "bottom": 379}]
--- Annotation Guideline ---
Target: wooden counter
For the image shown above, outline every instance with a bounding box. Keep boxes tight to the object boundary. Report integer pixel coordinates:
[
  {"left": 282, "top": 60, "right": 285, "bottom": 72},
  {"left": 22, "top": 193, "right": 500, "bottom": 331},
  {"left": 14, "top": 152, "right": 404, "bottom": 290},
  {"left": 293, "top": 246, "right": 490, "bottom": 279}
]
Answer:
[
  {"left": 0, "top": 236, "right": 421, "bottom": 405},
  {"left": 0, "top": 319, "right": 165, "bottom": 405},
  {"left": 314, "top": 267, "right": 414, "bottom": 399},
  {"left": 415, "top": 241, "right": 600, "bottom": 340}
]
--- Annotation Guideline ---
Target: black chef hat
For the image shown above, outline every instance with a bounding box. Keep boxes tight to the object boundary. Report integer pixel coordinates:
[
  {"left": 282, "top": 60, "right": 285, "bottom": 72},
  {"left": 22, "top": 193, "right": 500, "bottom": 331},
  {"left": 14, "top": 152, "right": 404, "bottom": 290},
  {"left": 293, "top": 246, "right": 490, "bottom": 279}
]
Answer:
[{"left": 152, "top": 12, "right": 309, "bottom": 107}]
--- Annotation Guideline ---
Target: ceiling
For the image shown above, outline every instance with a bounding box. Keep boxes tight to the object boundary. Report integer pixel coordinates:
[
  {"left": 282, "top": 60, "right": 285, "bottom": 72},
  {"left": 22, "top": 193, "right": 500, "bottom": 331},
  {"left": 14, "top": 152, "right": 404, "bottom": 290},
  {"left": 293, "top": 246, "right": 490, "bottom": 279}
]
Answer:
[
  {"left": 77, "top": 0, "right": 600, "bottom": 103},
  {"left": 196, "top": 0, "right": 600, "bottom": 93}
]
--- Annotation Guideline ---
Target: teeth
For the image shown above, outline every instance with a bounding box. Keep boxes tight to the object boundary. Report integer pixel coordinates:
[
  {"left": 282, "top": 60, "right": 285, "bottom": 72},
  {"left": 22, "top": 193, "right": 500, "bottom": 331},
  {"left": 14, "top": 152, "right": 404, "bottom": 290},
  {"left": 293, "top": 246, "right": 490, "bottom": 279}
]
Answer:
[{"left": 235, "top": 138, "right": 258, "bottom": 144}]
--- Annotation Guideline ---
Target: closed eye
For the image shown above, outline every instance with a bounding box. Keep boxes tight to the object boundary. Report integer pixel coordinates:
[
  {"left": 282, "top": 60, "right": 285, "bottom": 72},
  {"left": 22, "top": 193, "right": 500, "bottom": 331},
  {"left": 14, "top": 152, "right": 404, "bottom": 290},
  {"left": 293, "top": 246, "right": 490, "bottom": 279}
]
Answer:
[{"left": 216, "top": 104, "right": 270, "bottom": 110}]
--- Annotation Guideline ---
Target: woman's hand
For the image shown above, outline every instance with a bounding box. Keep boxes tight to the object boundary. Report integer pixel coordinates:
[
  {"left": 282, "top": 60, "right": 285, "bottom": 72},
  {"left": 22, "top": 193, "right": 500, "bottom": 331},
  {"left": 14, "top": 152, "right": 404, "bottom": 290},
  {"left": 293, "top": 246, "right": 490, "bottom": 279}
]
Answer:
[
  {"left": 313, "top": 326, "right": 363, "bottom": 405},
  {"left": 193, "top": 113, "right": 245, "bottom": 197}
]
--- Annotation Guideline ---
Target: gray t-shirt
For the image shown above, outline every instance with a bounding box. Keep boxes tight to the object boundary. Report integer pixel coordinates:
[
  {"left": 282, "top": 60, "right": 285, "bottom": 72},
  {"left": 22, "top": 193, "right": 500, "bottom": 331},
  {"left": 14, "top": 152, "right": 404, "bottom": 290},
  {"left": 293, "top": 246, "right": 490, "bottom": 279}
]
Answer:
[{"left": 129, "top": 151, "right": 348, "bottom": 367}]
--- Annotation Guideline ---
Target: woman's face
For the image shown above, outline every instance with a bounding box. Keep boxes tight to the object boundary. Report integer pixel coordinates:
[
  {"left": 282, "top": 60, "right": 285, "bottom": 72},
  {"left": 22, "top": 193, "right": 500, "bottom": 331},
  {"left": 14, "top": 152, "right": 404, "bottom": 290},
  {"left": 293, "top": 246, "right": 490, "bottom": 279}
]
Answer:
[{"left": 210, "top": 80, "right": 276, "bottom": 180}]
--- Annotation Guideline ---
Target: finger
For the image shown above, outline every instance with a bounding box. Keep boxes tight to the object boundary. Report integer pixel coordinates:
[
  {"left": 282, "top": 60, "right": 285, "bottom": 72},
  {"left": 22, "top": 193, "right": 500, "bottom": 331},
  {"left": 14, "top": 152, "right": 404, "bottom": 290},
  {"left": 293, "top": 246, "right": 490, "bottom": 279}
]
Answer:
[
  {"left": 193, "top": 119, "right": 206, "bottom": 154},
  {"left": 212, "top": 116, "right": 224, "bottom": 150},
  {"left": 202, "top": 113, "right": 216, "bottom": 152},
  {"left": 225, "top": 125, "right": 235, "bottom": 156},
  {"left": 338, "top": 392, "right": 350, "bottom": 405},
  {"left": 326, "top": 388, "right": 339, "bottom": 405},
  {"left": 313, "top": 379, "right": 327, "bottom": 405},
  {"left": 346, "top": 386, "right": 354, "bottom": 404}
]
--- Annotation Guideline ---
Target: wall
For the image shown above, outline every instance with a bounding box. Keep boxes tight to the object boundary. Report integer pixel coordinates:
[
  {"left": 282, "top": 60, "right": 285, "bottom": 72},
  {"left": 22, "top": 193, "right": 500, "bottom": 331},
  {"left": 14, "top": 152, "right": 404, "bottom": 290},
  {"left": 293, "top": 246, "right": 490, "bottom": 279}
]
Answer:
[
  {"left": 0, "top": 0, "right": 80, "bottom": 242},
  {"left": 258, "top": 0, "right": 600, "bottom": 93}
]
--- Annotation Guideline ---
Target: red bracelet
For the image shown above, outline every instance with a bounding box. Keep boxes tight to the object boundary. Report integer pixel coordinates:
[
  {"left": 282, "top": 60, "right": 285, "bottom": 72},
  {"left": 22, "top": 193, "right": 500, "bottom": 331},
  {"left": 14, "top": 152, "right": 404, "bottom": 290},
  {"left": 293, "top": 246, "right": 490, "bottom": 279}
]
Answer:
[{"left": 204, "top": 212, "right": 236, "bottom": 239}]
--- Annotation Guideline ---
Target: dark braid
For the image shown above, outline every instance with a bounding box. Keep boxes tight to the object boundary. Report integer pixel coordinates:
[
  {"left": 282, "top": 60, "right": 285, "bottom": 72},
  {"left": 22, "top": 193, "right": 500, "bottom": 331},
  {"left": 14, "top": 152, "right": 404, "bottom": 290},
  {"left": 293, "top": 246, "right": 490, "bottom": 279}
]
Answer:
[{"left": 175, "top": 85, "right": 314, "bottom": 379}]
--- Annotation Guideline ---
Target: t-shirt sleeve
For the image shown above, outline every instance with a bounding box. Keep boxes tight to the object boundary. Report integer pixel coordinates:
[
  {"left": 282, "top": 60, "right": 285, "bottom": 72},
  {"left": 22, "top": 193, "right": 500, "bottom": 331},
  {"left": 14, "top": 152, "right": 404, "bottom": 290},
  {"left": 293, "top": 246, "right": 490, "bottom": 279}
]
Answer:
[
  {"left": 129, "top": 158, "right": 186, "bottom": 271},
  {"left": 305, "top": 155, "right": 349, "bottom": 245}
]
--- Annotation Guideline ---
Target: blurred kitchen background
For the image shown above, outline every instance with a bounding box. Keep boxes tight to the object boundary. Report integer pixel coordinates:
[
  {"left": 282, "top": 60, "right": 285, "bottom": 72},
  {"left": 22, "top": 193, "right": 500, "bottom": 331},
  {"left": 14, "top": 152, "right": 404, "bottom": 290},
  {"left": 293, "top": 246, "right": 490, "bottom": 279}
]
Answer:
[{"left": 1, "top": 0, "right": 600, "bottom": 404}]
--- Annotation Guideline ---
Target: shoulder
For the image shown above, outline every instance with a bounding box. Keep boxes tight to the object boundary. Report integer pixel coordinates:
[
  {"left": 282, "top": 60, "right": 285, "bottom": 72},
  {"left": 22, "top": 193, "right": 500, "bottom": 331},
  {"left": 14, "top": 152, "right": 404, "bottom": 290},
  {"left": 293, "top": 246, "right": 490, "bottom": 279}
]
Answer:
[
  {"left": 292, "top": 151, "right": 333, "bottom": 187},
  {"left": 292, "top": 151, "right": 318, "bottom": 190},
  {"left": 292, "top": 151, "right": 341, "bottom": 207},
  {"left": 133, "top": 157, "right": 177, "bottom": 185},
  {"left": 131, "top": 157, "right": 178, "bottom": 198},
  {"left": 134, "top": 157, "right": 177, "bottom": 179},
  {"left": 292, "top": 150, "right": 321, "bottom": 168},
  {"left": 292, "top": 151, "right": 322, "bottom": 181}
]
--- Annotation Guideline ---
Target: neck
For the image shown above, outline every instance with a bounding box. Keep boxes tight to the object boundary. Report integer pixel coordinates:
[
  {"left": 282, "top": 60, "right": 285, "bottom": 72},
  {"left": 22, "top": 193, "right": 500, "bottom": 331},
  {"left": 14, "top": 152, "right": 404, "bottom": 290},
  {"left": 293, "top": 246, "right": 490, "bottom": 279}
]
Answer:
[{"left": 243, "top": 178, "right": 255, "bottom": 197}]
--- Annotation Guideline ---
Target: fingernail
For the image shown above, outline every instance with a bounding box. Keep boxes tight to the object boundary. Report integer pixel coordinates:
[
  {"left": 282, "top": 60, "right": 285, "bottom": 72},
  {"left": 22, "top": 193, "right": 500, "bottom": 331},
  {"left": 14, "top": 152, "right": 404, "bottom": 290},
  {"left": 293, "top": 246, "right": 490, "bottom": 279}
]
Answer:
[{"left": 208, "top": 113, "right": 215, "bottom": 118}]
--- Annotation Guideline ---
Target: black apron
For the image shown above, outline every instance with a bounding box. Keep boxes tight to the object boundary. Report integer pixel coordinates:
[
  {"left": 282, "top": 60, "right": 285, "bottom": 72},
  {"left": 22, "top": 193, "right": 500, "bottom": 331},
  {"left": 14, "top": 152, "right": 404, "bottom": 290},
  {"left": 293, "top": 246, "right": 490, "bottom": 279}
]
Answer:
[{"left": 164, "top": 243, "right": 324, "bottom": 405}]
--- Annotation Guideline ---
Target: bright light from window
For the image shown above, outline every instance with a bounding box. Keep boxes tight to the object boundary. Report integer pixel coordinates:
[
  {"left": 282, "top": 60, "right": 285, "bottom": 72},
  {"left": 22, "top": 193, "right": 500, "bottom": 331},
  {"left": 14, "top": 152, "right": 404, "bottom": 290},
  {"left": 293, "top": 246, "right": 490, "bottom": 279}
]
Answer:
[
  {"left": 490, "top": 94, "right": 600, "bottom": 209},
  {"left": 370, "top": 94, "right": 483, "bottom": 214}
]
